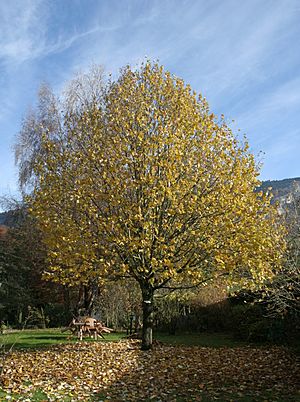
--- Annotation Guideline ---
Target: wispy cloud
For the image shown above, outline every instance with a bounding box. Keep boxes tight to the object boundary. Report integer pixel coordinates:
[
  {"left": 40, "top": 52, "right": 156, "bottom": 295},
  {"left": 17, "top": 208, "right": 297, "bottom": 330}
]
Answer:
[
  {"left": 0, "top": 0, "right": 47, "bottom": 64},
  {"left": 234, "top": 77, "right": 300, "bottom": 143},
  {"left": 0, "top": 0, "right": 299, "bottom": 198},
  {"left": 179, "top": 0, "right": 299, "bottom": 102},
  {"left": 0, "top": 0, "right": 121, "bottom": 67}
]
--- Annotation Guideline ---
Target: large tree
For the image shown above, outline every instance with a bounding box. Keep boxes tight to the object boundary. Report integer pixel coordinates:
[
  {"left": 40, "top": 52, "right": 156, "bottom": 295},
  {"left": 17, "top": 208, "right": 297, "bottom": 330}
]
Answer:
[{"left": 30, "top": 62, "right": 284, "bottom": 349}]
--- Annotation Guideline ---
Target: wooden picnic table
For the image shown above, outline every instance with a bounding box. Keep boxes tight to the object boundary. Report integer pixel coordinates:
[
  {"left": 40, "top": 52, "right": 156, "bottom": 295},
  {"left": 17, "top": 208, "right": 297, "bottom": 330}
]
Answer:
[{"left": 65, "top": 318, "right": 113, "bottom": 341}]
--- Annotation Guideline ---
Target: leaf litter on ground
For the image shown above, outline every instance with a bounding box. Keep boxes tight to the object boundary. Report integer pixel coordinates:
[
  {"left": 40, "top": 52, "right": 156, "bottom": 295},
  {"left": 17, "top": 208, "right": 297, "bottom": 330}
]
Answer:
[{"left": 1, "top": 339, "right": 299, "bottom": 401}]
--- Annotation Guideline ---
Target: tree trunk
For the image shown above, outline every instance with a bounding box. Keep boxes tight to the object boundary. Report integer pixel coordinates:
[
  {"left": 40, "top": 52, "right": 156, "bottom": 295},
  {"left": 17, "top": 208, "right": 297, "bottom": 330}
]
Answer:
[
  {"left": 141, "top": 285, "right": 154, "bottom": 350},
  {"left": 76, "top": 282, "right": 99, "bottom": 316},
  {"left": 63, "top": 286, "right": 71, "bottom": 324}
]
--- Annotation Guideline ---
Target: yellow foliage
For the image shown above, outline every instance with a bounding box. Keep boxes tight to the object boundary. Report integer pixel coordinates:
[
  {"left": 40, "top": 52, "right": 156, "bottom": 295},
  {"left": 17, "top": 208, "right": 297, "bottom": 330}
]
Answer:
[{"left": 30, "top": 61, "right": 285, "bottom": 292}]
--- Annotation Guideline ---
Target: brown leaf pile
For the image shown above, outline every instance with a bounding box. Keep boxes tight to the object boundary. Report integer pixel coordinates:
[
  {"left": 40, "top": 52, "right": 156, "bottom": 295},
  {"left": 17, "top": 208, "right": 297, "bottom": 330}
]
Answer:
[{"left": 1, "top": 340, "right": 299, "bottom": 401}]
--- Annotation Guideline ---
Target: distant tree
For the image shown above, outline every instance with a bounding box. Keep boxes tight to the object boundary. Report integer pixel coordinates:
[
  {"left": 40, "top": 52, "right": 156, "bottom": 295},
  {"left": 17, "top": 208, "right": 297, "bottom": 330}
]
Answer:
[
  {"left": 15, "top": 84, "right": 62, "bottom": 193},
  {"left": 96, "top": 279, "right": 142, "bottom": 331},
  {"left": 262, "top": 196, "right": 300, "bottom": 317},
  {"left": 30, "top": 61, "right": 285, "bottom": 349},
  {"left": 0, "top": 200, "right": 76, "bottom": 327},
  {"left": 0, "top": 201, "right": 44, "bottom": 325}
]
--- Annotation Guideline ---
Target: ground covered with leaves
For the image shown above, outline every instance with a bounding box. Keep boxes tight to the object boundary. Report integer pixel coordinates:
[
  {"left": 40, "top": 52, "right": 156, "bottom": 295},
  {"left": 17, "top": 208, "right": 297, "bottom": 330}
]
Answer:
[{"left": 1, "top": 340, "right": 299, "bottom": 401}]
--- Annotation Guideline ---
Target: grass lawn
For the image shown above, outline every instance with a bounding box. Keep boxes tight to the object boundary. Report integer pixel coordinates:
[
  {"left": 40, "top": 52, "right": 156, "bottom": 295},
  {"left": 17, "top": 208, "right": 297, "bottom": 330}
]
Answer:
[
  {"left": 1, "top": 329, "right": 299, "bottom": 401},
  {"left": 0, "top": 328, "right": 248, "bottom": 351},
  {"left": 0, "top": 328, "right": 123, "bottom": 351}
]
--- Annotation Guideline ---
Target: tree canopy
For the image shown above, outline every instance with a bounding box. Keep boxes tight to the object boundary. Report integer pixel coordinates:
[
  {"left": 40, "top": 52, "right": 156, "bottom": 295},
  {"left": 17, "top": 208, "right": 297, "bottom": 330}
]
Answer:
[{"left": 28, "top": 62, "right": 285, "bottom": 349}]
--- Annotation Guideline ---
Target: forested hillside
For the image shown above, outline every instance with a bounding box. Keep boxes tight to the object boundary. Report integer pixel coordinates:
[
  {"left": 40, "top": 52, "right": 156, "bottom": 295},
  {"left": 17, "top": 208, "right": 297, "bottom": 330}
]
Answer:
[{"left": 260, "top": 177, "right": 300, "bottom": 199}]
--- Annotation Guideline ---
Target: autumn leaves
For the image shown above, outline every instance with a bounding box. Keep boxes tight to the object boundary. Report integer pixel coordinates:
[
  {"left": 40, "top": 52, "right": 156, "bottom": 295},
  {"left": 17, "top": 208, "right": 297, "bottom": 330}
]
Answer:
[
  {"left": 30, "top": 62, "right": 285, "bottom": 349},
  {"left": 2, "top": 340, "right": 298, "bottom": 401}
]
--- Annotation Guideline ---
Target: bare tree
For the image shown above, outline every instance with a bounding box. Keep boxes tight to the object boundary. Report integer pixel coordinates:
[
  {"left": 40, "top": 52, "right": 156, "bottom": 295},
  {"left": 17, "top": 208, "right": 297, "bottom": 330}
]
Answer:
[
  {"left": 263, "top": 196, "right": 300, "bottom": 316},
  {"left": 14, "top": 84, "right": 62, "bottom": 193},
  {"left": 15, "top": 65, "right": 105, "bottom": 194}
]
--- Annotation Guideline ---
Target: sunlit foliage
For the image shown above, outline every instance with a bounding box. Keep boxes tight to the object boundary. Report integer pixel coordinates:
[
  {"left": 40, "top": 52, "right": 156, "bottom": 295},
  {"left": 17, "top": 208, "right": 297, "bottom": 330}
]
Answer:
[{"left": 30, "top": 62, "right": 285, "bottom": 348}]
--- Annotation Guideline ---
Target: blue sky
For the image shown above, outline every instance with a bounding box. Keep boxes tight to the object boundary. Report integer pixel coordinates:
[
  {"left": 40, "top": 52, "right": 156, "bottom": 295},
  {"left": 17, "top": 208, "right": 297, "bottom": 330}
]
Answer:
[{"left": 1, "top": 0, "right": 300, "bottom": 202}]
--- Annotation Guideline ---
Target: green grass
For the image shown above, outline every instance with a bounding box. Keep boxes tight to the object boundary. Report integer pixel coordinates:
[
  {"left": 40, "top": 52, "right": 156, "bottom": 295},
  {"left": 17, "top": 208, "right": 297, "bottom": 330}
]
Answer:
[
  {"left": 1, "top": 387, "right": 295, "bottom": 402},
  {"left": 0, "top": 328, "right": 248, "bottom": 351},
  {"left": 156, "top": 331, "right": 247, "bottom": 347},
  {"left": 0, "top": 387, "right": 71, "bottom": 402},
  {"left": 0, "top": 328, "right": 123, "bottom": 351}
]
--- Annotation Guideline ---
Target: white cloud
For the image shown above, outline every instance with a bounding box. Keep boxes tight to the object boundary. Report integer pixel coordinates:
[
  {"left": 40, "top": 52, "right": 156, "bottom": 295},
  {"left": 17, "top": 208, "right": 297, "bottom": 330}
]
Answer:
[
  {"left": 0, "top": 0, "right": 48, "bottom": 64},
  {"left": 0, "top": 0, "right": 121, "bottom": 67}
]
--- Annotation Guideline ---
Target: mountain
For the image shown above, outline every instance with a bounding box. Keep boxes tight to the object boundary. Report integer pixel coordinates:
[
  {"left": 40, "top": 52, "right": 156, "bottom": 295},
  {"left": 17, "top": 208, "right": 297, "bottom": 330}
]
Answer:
[
  {"left": 259, "top": 177, "right": 300, "bottom": 210},
  {"left": 260, "top": 177, "right": 300, "bottom": 198}
]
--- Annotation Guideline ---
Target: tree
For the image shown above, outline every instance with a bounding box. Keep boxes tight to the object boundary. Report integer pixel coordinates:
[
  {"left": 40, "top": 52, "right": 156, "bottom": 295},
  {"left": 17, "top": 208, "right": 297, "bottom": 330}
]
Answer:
[
  {"left": 15, "top": 66, "right": 106, "bottom": 317},
  {"left": 262, "top": 195, "right": 300, "bottom": 317},
  {"left": 0, "top": 200, "right": 86, "bottom": 327},
  {"left": 15, "top": 64, "right": 105, "bottom": 194},
  {"left": 0, "top": 202, "right": 46, "bottom": 326},
  {"left": 15, "top": 84, "right": 62, "bottom": 193},
  {"left": 30, "top": 62, "right": 284, "bottom": 349}
]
